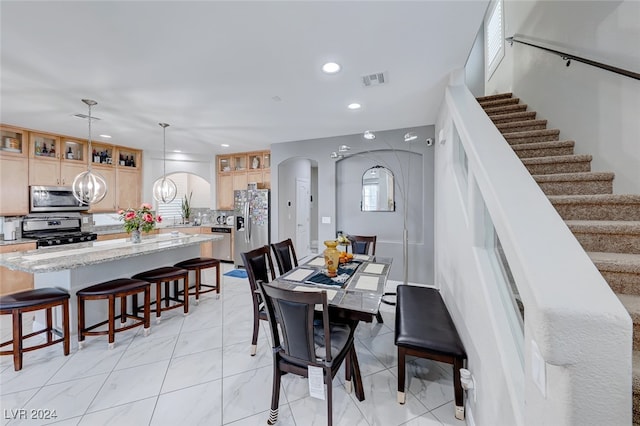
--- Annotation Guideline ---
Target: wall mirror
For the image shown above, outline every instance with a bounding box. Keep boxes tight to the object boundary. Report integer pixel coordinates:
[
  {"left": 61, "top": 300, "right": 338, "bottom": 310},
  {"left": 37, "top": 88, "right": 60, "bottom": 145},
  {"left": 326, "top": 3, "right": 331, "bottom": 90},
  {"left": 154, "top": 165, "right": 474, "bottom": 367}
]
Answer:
[{"left": 361, "top": 166, "right": 395, "bottom": 212}]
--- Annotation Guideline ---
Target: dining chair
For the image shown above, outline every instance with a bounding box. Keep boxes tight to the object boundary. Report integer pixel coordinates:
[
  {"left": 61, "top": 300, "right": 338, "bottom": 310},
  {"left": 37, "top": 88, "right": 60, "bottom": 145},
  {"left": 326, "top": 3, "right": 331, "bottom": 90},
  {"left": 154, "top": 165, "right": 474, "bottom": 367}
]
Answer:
[
  {"left": 241, "top": 245, "right": 276, "bottom": 356},
  {"left": 270, "top": 238, "right": 299, "bottom": 275},
  {"left": 347, "top": 235, "right": 384, "bottom": 323},
  {"left": 347, "top": 235, "right": 377, "bottom": 256},
  {"left": 256, "top": 280, "right": 361, "bottom": 426}
]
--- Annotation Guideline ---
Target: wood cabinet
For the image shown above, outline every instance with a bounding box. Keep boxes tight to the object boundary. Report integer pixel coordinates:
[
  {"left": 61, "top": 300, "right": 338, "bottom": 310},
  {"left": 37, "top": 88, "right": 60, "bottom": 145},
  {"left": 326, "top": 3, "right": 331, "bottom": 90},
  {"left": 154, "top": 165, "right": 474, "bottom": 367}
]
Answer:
[
  {"left": 116, "top": 167, "right": 141, "bottom": 210},
  {"left": 0, "top": 242, "right": 36, "bottom": 295},
  {"left": 87, "top": 145, "right": 142, "bottom": 213},
  {"left": 88, "top": 166, "right": 117, "bottom": 212},
  {"left": 216, "top": 150, "right": 270, "bottom": 209},
  {"left": 0, "top": 126, "right": 29, "bottom": 215},
  {"left": 0, "top": 126, "right": 27, "bottom": 156}
]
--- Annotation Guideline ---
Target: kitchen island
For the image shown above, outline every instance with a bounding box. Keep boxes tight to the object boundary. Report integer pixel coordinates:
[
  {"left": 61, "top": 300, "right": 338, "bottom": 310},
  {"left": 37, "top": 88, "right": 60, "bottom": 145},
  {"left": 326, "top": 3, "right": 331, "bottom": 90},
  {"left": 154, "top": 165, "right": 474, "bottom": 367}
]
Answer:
[{"left": 0, "top": 232, "right": 222, "bottom": 333}]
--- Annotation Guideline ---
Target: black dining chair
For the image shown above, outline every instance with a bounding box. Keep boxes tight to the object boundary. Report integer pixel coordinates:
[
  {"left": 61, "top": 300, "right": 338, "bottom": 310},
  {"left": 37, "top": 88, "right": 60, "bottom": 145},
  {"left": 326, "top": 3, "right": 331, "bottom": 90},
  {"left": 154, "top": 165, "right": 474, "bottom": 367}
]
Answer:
[
  {"left": 348, "top": 235, "right": 384, "bottom": 323},
  {"left": 270, "top": 238, "right": 298, "bottom": 275},
  {"left": 256, "top": 280, "right": 362, "bottom": 426},
  {"left": 241, "top": 245, "right": 276, "bottom": 356}
]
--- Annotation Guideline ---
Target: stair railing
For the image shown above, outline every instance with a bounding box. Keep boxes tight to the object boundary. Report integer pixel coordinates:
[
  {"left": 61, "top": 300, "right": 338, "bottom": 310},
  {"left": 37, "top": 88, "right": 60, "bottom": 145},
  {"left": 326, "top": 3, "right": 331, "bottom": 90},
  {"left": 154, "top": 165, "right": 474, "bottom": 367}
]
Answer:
[{"left": 506, "top": 34, "right": 640, "bottom": 81}]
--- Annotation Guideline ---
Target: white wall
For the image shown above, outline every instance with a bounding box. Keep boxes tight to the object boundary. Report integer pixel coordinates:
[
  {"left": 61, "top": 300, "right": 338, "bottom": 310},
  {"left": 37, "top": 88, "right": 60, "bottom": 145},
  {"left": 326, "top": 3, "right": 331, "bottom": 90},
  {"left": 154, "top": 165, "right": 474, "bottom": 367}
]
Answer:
[
  {"left": 277, "top": 158, "right": 313, "bottom": 245},
  {"left": 486, "top": 0, "right": 640, "bottom": 193}
]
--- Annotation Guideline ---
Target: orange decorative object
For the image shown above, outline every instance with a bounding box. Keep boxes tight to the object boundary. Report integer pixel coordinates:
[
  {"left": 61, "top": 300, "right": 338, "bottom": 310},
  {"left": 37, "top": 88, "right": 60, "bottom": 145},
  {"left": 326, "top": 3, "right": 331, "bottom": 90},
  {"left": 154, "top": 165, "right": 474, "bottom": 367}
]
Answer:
[{"left": 323, "top": 240, "right": 340, "bottom": 277}]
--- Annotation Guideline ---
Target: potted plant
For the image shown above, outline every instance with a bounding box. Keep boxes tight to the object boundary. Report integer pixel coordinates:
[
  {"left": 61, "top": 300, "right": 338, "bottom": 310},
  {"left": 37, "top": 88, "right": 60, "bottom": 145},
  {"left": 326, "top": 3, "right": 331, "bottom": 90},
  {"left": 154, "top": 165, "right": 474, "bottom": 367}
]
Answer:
[{"left": 181, "top": 192, "right": 192, "bottom": 224}]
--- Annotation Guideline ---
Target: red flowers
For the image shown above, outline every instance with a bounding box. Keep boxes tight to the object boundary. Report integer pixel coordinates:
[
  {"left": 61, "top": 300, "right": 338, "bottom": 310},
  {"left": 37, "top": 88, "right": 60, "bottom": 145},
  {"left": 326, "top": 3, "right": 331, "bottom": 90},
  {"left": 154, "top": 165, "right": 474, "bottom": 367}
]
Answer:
[{"left": 118, "top": 203, "right": 160, "bottom": 233}]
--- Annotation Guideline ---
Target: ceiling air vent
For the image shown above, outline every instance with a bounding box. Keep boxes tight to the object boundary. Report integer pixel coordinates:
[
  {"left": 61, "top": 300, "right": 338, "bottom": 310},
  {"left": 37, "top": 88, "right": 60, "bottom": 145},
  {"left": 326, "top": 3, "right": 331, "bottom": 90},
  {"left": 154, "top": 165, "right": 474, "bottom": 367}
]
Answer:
[{"left": 361, "top": 71, "right": 388, "bottom": 87}]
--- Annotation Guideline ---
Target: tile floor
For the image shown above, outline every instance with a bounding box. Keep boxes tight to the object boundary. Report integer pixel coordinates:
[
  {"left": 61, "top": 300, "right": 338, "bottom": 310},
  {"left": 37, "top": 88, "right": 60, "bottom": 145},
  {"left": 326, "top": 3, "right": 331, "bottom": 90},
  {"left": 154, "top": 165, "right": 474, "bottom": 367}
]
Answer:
[{"left": 0, "top": 262, "right": 465, "bottom": 426}]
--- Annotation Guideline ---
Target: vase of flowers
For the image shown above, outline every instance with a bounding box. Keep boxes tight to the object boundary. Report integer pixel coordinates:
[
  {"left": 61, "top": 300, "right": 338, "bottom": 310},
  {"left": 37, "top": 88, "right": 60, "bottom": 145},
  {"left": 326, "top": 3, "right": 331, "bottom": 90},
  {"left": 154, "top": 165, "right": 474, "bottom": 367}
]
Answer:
[{"left": 118, "top": 203, "right": 162, "bottom": 243}]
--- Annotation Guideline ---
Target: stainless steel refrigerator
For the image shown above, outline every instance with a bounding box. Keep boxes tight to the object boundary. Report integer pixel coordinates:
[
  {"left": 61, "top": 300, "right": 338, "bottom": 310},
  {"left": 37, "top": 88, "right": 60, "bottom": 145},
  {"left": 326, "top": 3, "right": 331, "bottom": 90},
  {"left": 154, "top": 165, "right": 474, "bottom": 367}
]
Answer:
[{"left": 233, "top": 189, "right": 270, "bottom": 268}]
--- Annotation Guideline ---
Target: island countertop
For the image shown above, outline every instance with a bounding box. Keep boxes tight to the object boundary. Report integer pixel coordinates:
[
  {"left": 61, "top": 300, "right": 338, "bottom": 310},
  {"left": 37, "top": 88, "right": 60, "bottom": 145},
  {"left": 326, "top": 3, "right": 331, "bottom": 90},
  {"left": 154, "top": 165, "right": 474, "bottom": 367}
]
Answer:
[{"left": 0, "top": 233, "right": 222, "bottom": 273}]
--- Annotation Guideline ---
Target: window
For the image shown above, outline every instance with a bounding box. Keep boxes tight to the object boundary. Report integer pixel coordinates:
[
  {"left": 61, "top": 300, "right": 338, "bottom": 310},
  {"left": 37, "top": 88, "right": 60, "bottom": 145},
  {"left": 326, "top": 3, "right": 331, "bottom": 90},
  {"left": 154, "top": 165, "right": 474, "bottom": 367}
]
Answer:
[{"left": 485, "top": 0, "right": 504, "bottom": 79}]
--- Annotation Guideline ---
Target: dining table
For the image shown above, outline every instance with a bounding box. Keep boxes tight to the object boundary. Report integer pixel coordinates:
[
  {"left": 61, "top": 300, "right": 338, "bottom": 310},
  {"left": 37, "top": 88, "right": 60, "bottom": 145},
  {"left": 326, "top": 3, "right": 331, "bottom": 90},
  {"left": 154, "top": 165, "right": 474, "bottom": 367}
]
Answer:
[{"left": 271, "top": 252, "right": 392, "bottom": 401}]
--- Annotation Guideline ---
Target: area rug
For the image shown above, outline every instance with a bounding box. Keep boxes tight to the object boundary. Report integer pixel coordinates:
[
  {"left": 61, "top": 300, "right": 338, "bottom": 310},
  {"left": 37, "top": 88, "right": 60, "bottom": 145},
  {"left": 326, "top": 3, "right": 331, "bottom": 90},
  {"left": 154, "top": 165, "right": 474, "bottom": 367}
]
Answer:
[{"left": 224, "top": 269, "right": 248, "bottom": 279}]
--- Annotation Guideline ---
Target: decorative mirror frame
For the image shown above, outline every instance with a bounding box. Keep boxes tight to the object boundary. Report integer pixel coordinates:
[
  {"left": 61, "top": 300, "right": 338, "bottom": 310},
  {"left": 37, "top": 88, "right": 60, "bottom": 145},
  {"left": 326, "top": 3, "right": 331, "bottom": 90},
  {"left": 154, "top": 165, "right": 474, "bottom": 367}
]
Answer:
[{"left": 361, "top": 165, "right": 395, "bottom": 212}]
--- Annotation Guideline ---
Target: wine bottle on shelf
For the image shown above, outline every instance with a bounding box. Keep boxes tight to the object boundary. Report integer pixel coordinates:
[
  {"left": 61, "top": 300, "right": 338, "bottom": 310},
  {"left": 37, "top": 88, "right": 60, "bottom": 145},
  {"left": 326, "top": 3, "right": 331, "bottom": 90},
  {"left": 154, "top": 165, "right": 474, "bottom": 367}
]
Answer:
[
  {"left": 42, "top": 143, "right": 48, "bottom": 155},
  {"left": 67, "top": 147, "right": 74, "bottom": 159}
]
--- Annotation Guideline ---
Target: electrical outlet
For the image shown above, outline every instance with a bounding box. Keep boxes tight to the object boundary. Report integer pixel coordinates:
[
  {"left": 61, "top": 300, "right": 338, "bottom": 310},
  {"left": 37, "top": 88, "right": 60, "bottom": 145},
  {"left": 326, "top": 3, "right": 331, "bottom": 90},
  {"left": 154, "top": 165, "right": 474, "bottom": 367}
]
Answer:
[{"left": 321, "top": 216, "right": 331, "bottom": 224}]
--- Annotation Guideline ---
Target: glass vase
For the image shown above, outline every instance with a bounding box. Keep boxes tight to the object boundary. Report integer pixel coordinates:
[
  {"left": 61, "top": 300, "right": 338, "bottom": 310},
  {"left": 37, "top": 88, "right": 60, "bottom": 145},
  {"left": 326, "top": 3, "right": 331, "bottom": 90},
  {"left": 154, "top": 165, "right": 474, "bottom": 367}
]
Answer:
[
  {"left": 323, "top": 240, "right": 340, "bottom": 277},
  {"left": 131, "top": 229, "right": 142, "bottom": 244}
]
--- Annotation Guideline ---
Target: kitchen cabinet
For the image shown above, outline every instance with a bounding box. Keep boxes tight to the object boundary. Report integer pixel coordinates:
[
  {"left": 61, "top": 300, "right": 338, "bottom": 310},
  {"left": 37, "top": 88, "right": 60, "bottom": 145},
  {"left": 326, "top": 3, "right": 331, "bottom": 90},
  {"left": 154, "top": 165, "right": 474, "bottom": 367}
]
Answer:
[
  {"left": 0, "top": 155, "right": 29, "bottom": 215},
  {"left": 28, "top": 134, "right": 89, "bottom": 186},
  {"left": 216, "top": 150, "right": 270, "bottom": 209},
  {"left": 0, "top": 126, "right": 27, "bottom": 156},
  {"left": 88, "top": 166, "right": 117, "bottom": 212},
  {"left": 116, "top": 167, "right": 141, "bottom": 210},
  {"left": 0, "top": 242, "right": 36, "bottom": 295}
]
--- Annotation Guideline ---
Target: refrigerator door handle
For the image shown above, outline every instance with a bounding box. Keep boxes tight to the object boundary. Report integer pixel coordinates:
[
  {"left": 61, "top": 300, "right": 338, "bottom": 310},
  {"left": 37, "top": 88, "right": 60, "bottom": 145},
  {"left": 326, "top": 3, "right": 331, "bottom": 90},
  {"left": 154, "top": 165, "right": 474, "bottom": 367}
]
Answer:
[
  {"left": 244, "top": 201, "right": 250, "bottom": 243},
  {"left": 247, "top": 203, "right": 252, "bottom": 242}
]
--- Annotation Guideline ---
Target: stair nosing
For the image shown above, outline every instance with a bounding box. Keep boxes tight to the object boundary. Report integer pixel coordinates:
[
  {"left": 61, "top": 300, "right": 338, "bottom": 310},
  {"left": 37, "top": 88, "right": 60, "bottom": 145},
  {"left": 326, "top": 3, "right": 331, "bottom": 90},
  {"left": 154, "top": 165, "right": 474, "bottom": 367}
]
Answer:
[
  {"left": 511, "top": 140, "right": 575, "bottom": 151},
  {"left": 521, "top": 154, "right": 592, "bottom": 165},
  {"left": 533, "top": 172, "right": 615, "bottom": 182}
]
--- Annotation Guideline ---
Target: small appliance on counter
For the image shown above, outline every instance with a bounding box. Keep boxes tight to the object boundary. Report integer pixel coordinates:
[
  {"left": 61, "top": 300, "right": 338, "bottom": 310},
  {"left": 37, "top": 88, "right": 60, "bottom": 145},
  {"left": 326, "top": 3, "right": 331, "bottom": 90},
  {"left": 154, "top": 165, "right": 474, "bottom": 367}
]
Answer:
[
  {"left": 226, "top": 215, "right": 234, "bottom": 226},
  {"left": 3, "top": 218, "right": 18, "bottom": 241}
]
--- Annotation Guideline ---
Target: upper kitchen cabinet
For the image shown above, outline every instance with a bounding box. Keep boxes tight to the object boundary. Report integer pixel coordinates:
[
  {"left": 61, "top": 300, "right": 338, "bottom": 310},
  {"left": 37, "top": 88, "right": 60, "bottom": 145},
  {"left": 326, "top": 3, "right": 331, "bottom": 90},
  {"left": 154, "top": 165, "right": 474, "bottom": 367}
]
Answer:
[
  {"left": 218, "top": 156, "right": 231, "bottom": 173},
  {"left": 216, "top": 150, "right": 270, "bottom": 209},
  {"left": 0, "top": 126, "right": 27, "bottom": 157},
  {"left": 90, "top": 142, "right": 115, "bottom": 167},
  {"left": 29, "top": 133, "right": 89, "bottom": 186},
  {"left": 115, "top": 146, "right": 140, "bottom": 169}
]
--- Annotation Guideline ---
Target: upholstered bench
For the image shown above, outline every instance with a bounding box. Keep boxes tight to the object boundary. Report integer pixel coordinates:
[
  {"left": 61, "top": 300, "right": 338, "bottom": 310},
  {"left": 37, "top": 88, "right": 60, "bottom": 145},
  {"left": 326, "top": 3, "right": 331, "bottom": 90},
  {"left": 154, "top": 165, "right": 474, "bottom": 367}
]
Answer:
[
  {"left": 174, "top": 257, "right": 221, "bottom": 303},
  {"left": 395, "top": 285, "right": 467, "bottom": 420},
  {"left": 133, "top": 266, "right": 189, "bottom": 323}
]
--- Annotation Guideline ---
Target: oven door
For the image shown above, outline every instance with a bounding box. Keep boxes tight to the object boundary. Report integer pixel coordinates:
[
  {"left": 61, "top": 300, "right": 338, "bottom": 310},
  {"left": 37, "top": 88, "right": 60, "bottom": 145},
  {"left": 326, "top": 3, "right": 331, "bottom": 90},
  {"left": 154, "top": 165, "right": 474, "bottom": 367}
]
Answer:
[{"left": 30, "top": 186, "right": 89, "bottom": 212}]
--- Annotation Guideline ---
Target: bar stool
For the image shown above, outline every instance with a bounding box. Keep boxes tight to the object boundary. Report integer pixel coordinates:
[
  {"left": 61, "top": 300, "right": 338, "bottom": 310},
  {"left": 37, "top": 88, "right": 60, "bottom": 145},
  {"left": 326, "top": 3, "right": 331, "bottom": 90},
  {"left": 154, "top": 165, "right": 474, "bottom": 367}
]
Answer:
[
  {"left": 132, "top": 267, "right": 189, "bottom": 323},
  {"left": 77, "top": 278, "right": 151, "bottom": 349},
  {"left": 174, "top": 257, "right": 221, "bottom": 304},
  {"left": 0, "top": 288, "right": 70, "bottom": 371}
]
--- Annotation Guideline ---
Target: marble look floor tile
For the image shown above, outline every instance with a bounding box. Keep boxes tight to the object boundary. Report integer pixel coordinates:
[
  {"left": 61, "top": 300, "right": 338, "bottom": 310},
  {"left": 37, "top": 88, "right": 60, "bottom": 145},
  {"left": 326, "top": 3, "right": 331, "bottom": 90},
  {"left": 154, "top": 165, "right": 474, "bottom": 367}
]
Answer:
[
  {"left": 279, "top": 367, "right": 352, "bottom": 404},
  {"left": 401, "top": 411, "right": 446, "bottom": 425},
  {"left": 151, "top": 379, "right": 223, "bottom": 426},
  {"left": 359, "top": 331, "right": 397, "bottom": 369},
  {"left": 86, "top": 360, "right": 169, "bottom": 413},
  {"left": 224, "top": 403, "right": 296, "bottom": 426},
  {"left": 161, "top": 347, "right": 223, "bottom": 393},
  {"left": 11, "top": 374, "right": 108, "bottom": 425},
  {"left": 181, "top": 298, "right": 224, "bottom": 332},
  {"left": 172, "top": 325, "right": 223, "bottom": 358},
  {"left": 47, "top": 341, "right": 129, "bottom": 384},
  {"left": 221, "top": 319, "right": 267, "bottom": 348},
  {"left": 222, "top": 365, "right": 282, "bottom": 424},
  {"left": 0, "top": 388, "right": 38, "bottom": 426},
  {"left": 430, "top": 401, "right": 464, "bottom": 426},
  {"left": 77, "top": 397, "right": 156, "bottom": 425},
  {"left": 221, "top": 340, "right": 271, "bottom": 378},
  {"left": 404, "top": 358, "right": 455, "bottom": 411},
  {"left": 350, "top": 369, "right": 429, "bottom": 426},
  {"left": 114, "top": 334, "right": 178, "bottom": 370},
  {"left": 354, "top": 319, "right": 393, "bottom": 340},
  {"left": 288, "top": 385, "right": 369, "bottom": 426},
  {"left": 142, "top": 313, "right": 184, "bottom": 338},
  {"left": 0, "top": 353, "right": 69, "bottom": 395},
  {"left": 46, "top": 417, "right": 80, "bottom": 425}
]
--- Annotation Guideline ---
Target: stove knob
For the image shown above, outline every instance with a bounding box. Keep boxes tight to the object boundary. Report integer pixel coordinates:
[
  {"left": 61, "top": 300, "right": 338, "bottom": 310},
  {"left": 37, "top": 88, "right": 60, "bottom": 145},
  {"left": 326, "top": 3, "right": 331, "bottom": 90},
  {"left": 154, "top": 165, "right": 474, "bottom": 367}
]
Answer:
[{"left": 55, "top": 239, "right": 61, "bottom": 244}]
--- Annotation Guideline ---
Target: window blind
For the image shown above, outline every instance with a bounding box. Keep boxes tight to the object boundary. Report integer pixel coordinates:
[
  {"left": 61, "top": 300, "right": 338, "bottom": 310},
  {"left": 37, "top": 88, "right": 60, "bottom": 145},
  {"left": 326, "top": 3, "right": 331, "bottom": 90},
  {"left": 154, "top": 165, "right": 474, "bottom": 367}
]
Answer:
[{"left": 485, "top": 0, "right": 504, "bottom": 78}]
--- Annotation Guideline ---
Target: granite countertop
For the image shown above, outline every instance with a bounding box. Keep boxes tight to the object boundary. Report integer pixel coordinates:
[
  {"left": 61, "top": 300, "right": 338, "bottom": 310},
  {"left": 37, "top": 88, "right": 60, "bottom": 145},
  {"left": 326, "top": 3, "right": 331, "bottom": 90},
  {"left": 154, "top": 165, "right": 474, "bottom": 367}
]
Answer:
[{"left": 0, "top": 233, "right": 222, "bottom": 273}]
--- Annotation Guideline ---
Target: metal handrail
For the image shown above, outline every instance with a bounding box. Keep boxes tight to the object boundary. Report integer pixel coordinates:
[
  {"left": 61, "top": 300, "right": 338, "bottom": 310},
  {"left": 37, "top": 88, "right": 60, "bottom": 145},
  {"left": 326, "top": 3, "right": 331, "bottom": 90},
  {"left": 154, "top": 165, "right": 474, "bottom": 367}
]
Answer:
[{"left": 506, "top": 35, "right": 640, "bottom": 81}]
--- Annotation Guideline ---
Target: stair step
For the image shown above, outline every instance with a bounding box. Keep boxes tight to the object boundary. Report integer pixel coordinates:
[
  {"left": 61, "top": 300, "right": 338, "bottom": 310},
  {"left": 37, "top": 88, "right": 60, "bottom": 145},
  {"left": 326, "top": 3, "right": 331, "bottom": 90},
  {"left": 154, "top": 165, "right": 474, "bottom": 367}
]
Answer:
[
  {"left": 534, "top": 172, "right": 615, "bottom": 195},
  {"left": 479, "top": 97, "right": 521, "bottom": 109},
  {"left": 589, "top": 252, "right": 640, "bottom": 296},
  {"left": 485, "top": 104, "right": 528, "bottom": 116},
  {"left": 616, "top": 294, "right": 640, "bottom": 351},
  {"left": 567, "top": 220, "right": 640, "bottom": 254},
  {"left": 512, "top": 140, "right": 574, "bottom": 159},
  {"left": 476, "top": 92, "right": 513, "bottom": 102},
  {"left": 497, "top": 119, "right": 548, "bottom": 133},
  {"left": 490, "top": 111, "right": 537, "bottom": 124},
  {"left": 549, "top": 194, "right": 640, "bottom": 221},
  {"left": 504, "top": 129, "right": 561, "bottom": 144},
  {"left": 522, "top": 154, "right": 592, "bottom": 175}
]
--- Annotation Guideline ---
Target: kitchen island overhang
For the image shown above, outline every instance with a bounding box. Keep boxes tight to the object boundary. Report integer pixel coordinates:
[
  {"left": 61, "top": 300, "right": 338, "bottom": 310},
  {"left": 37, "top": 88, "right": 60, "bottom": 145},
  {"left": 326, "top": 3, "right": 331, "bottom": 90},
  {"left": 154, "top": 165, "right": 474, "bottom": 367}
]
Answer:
[{"left": 0, "top": 233, "right": 223, "bottom": 335}]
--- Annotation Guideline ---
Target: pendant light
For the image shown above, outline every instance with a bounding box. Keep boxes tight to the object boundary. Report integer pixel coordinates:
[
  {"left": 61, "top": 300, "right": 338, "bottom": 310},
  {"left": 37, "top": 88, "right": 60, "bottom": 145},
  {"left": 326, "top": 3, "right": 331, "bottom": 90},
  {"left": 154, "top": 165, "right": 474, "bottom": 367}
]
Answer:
[
  {"left": 152, "top": 122, "right": 177, "bottom": 203},
  {"left": 72, "top": 99, "right": 108, "bottom": 205}
]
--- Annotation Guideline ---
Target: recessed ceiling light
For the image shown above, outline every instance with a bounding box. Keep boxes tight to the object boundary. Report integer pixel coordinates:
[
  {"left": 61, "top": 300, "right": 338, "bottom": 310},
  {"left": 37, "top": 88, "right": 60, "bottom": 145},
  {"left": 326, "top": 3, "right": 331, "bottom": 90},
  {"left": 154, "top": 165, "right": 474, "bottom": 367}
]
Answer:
[
  {"left": 99, "top": 134, "right": 111, "bottom": 138},
  {"left": 322, "top": 62, "right": 341, "bottom": 74},
  {"left": 221, "top": 144, "right": 229, "bottom": 148},
  {"left": 347, "top": 103, "right": 361, "bottom": 110}
]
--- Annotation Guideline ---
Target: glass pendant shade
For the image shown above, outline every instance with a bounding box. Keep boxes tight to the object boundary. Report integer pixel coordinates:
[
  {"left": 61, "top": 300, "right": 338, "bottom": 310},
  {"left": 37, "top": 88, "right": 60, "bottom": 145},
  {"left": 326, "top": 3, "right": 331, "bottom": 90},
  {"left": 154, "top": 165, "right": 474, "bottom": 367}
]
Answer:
[
  {"left": 152, "top": 177, "right": 177, "bottom": 203},
  {"left": 153, "top": 122, "right": 177, "bottom": 203},
  {"left": 72, "top": 98, "right": 108, "bottom": 205},
  {"left": 72, "top": 170, "right": 108, "bottom": 205}
]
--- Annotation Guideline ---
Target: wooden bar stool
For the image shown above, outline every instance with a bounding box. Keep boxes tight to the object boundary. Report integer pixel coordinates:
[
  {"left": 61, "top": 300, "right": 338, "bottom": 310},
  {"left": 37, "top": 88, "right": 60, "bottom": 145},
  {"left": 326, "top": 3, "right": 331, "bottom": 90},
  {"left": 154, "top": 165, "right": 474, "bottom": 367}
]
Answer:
[
  {"left": 77, "top": 278, "right": 151, "bottom": 349},
  {"left": 0, "top": 288, "right": 70, "bottom": 371},
  {"left": 174, "top": 257, "right": 221, "bottom": 304},
  {"left": 132, "top": 267, "right": 189, "bottom": 323}
]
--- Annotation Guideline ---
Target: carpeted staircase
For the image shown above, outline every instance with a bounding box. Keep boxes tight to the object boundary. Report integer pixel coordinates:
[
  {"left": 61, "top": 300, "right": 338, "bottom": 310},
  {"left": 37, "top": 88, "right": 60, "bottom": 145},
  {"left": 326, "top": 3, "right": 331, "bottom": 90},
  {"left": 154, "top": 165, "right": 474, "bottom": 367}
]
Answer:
[{"left": 477, "top": 92, "right": 640, "bottom": 424}]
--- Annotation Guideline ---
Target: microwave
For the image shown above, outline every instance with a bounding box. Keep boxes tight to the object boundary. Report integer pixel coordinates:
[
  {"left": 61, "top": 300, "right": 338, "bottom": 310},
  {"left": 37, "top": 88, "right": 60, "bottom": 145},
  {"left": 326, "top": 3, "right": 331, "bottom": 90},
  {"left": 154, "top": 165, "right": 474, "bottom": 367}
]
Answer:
[{"left": 30, "top": 186, "right": 89, "bottom": 212}]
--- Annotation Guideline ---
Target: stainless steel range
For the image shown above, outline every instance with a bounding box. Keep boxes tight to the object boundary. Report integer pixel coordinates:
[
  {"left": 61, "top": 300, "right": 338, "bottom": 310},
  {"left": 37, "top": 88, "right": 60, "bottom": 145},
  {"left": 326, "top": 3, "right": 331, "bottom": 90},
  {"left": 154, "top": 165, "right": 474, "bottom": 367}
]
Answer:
[{"left": 22, "top": 213, "right": 97, "bottom": 248}]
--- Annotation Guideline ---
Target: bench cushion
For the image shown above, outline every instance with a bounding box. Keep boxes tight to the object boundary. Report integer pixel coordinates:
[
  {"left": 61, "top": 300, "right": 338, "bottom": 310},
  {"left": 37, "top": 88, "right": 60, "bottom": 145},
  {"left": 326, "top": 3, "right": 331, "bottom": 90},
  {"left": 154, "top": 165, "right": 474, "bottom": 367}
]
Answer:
[
  {"left": 395, "top": 285, "right": 466, "bottom": 358},
  {"left": 133, "top": 267, "right": 188, "bottom": 281},
  {"left": 175, "top": 257, "right": 220, "bottom": 269},
  {"left": 77, "top": 278, "right": 149, "bottom": 297},
  {"left": 0, "top": 288, "right": 69, "bottom": 310}
]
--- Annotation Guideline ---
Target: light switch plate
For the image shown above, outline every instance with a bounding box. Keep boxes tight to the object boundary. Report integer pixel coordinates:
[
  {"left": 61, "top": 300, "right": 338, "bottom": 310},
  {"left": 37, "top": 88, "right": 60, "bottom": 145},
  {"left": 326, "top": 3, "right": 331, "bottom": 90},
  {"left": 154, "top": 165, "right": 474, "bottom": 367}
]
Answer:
[
  {"left": 531, "top": 339, "right": 546, "bottom": 397},
  {"left": 321, "top": 216, "right": 331, "bottom": 224}
]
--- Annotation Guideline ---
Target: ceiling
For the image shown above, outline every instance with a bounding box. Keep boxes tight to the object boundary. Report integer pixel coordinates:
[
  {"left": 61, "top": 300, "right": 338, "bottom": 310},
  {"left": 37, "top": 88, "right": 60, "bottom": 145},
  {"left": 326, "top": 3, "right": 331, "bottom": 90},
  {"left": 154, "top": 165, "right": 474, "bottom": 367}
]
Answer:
[{"left": 0, "top": 1, "right": 488, "bottom": 156}]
